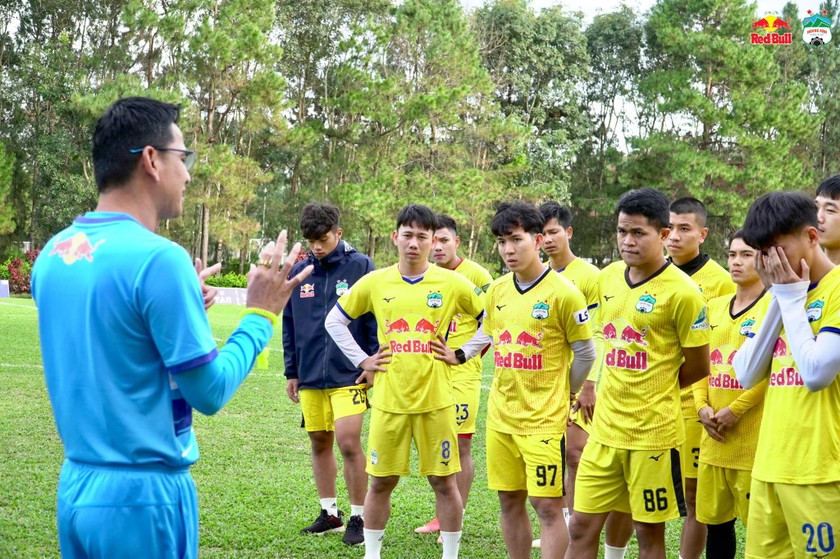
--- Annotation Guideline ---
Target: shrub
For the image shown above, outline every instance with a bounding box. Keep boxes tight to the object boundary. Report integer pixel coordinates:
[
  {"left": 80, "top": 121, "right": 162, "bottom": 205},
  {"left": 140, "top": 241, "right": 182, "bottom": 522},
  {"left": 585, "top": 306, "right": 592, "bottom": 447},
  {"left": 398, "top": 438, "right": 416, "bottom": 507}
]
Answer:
[
  {"left": 8, "top": 250, "right": 40, "bottom": 294},
  {"left": 205, "top": 272, "right": 247, "bottom": 288}
]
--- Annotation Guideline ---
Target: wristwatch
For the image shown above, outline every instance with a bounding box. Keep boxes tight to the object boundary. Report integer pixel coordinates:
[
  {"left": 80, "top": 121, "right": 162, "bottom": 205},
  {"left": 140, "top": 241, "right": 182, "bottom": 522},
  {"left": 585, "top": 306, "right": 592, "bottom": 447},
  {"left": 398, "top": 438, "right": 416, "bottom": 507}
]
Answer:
[{"left": 454, "top": 348, "right": 467, "bottom": 364}]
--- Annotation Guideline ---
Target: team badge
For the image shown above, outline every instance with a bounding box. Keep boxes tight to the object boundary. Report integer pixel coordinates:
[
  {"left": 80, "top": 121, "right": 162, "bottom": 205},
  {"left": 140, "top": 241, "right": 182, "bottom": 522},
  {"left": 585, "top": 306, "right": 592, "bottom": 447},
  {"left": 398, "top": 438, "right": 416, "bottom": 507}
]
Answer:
[
  {"left": 427, "top": 291, "right": 443, "bottom": 308},
  {"left": 300, "top": 283, "right": 315, "bottom": 298},
  {"left": 635, "top": 294, "right": 656, "bottom": 313},
  {"left": 370, "top": 450, "right": 378, "bottom": 465},
  {"left": 474, "top": 286, "right": 482, "bottom": 296},
  {"left": 691, "top": 306, "right": 710, "bottom": 331},
  {"left": 807, "top": 300, "right": 824, "bottom": 322},
  {"left": 532, "top": 301, "right": 550, "bottom": 319},
  {"left": 739, "top": 318, "right": 756, "bottom": 336},
  {"left": 335, "top": 279, "right": 349, "bottom": 296}
]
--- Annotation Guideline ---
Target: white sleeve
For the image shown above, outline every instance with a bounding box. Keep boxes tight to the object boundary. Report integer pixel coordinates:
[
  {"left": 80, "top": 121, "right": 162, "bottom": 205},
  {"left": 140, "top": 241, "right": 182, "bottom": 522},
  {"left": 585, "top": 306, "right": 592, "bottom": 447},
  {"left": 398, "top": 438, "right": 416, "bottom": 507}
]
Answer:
[
  {"left": 459, "top": 316, "right": 493, "bottom": 361},
  {"left": 774, "top": 281, "right": 840, "bottom": 391},
  {"left": 325, "top": 304, "right": 370, "bottom": 368},
  {"left": 569, "top": 338, "right": 596, "bottom": 395},
  {"left": 734, "top": 296, "right": 782, "bottom": 389}
]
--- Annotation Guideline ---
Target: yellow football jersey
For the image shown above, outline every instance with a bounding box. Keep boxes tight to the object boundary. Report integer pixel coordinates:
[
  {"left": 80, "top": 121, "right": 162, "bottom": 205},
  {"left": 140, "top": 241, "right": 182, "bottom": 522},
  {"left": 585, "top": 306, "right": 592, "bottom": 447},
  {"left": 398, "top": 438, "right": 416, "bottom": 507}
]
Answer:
[
  {"left": 484, "top": 268, "right": 593, "bottom": 435},
  {"left": 447, "top": 258, "right": 493, "bottom": 383},
  {"left": 590, "top": 262, "right": 709, "bottom": 450},
  {"left": 680, "top": 259, "right": 736, "bottom": 416},
  {"left": 337, "top": 264, "right": 484, "bottom": 414},
  {"left": 751, "top": 266, "right": 840, "bottom": 485},
  {"left": 694, "top": 292, "right": 769, "bottom": 471},
  {"left": 557, "top": 257, "right": 602, "bottom": 383}
]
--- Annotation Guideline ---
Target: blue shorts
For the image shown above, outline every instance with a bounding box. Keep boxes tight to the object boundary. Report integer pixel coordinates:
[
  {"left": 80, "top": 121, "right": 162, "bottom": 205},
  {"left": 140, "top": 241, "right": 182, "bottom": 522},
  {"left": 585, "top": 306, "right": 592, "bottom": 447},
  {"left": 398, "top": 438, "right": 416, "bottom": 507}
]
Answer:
[{"left": 57, "top": 460, "right": 198, "bottom": 559}]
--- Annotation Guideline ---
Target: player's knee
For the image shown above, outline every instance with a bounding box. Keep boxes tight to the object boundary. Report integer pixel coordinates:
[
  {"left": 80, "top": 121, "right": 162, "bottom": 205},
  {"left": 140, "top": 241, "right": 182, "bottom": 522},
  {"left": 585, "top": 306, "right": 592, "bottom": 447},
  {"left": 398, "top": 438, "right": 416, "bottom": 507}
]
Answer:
[
  {"left": 335, "top": 433, "right": 362, "bottom": 458},
  {"left": 369, "top": 475, "right": 399, "bottom": 494},
  {"left": 634, "top": 521, "right": 665, "bottom": 549},
  {"left": 308, "top": 431, "right": 333, "bottom": 454},
  {"left": 530, "top": 497, "right": 564, "bottom": 524}
]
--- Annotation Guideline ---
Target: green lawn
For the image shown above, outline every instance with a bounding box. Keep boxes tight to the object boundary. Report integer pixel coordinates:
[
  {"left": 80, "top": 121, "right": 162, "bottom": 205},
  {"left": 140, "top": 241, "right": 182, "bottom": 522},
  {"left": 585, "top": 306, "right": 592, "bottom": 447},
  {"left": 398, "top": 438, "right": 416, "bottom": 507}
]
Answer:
[{"left": 0, "top": 299, "right": 744, "bottom": 558}]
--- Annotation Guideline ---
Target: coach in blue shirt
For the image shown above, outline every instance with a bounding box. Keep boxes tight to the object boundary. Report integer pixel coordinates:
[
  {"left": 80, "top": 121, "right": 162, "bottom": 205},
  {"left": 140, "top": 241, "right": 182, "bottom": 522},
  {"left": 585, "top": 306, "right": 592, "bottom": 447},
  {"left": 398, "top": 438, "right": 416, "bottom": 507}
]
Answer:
[
  {"left": 31, "top": 97, "right": 311, "bottom": 559},
  {"left": 283, "top": 202, "right": 378, "bottom": 545}
]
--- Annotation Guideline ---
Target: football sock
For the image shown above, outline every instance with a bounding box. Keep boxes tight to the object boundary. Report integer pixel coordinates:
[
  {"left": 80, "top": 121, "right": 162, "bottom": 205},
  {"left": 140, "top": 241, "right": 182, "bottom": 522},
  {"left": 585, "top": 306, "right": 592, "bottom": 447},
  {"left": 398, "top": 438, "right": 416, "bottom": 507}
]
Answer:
[
  {"left": 441, "top": 531, "right": 462, "bottom": 559},
  {"left": 605, "top": 544, "right": 628, "bottom": 559},
  {"left": 364, "top": 528, "right": 384, "bottom": 559},
  {"left": 351, "top": 504, "right": 364, "bottom": 518},
  {"left": 320, "top": 498, "right": 337, "bottom": 516}
]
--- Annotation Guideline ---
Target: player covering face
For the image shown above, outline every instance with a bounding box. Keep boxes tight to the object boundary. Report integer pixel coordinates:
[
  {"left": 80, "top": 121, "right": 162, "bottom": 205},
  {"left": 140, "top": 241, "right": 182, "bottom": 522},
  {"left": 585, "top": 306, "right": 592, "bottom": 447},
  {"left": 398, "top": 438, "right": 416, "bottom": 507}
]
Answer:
[{"left": 734, "top": 191, "right": 840, "bottom": 559}]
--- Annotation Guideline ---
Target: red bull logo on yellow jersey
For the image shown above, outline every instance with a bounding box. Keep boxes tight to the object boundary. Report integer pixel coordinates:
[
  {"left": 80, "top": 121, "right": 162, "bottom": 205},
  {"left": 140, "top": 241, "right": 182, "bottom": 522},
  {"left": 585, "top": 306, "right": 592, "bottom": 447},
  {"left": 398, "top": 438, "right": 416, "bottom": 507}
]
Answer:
[
  {"left": 770, "top": 367, "right": 805, "bottom": 387},
  {"left": 493, "top": 328, "right": 545, "bottom": 370},
  {"left": 383, "top": 315, "right": 440, "bottom": 354},
  {"left": 708, "top": 372, "right": 745, "bottom": 390},
  {"left": 48, "top": 233, "right": 105, "bottom": 265}
]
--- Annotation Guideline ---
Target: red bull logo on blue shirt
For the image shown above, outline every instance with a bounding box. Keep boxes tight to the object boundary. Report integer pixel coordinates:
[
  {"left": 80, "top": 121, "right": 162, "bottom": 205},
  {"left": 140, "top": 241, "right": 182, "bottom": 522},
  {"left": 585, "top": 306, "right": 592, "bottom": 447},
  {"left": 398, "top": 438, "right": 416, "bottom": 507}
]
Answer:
[{"left": 48, "top": 233, "right": 105, "bottom": 265}]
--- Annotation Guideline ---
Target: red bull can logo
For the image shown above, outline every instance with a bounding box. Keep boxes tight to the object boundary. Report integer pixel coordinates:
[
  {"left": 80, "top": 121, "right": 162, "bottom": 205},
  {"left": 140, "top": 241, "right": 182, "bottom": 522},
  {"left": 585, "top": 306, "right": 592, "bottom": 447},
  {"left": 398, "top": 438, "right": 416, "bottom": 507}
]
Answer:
[
  {"left": 751, "top": 15, "right": 793, "bottom": 44},
  {"left": 48, "top": 233, "right": 105, "bottom": 265}
]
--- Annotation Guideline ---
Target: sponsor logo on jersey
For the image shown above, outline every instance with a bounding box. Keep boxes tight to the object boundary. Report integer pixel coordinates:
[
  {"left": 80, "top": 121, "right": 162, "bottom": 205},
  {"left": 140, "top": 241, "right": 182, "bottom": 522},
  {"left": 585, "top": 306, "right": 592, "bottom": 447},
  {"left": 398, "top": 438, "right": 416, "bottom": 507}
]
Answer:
[
  {"left": 335, "top": 279, "right": 349, "bottom": 296},
  {"left": 383, "top": 316, "right": 439, "bottom": 354},
  {"left": 708, "top": 373, "right": 745, "bottom": 390},
  {"left": 604, "top": 322, "right": 648, "bottom": 346},
  {"left": 770, "top": 367, "right": 805, "bottom": 387},
  {"left": 427, "top": 291, "right": 443, "bottom": 308},
  {"left": 300, "top": 283, "right": 315, "bottom": 298},
  {"left": 691, "top": 306, "right": 710, "bottom": 330},
  {"left": 807, "top": 299, "right": 824, "bottom": 322},
  {"left": 48, "top": 232, "right": 105, "bottom": 265},
  {"left": 605, "top": 348, "right": 648, "bottom": 370},
  {"left": 773, "top": 337, "right": 788, "bottom": 358},
  {"left": 494, "top": 328, "right": 545, "bottom": 370},
  {"left": 574, "top": 308, "right": 590, "bottom": 324},
  {"left": 635, "top": 293, "right": 656, "bottom": 313},
  {"left": 532, "top": 301, "right": 550, "bottom": 319},
  {"left": 710, "top": 348, "right": 738, "bottom": 366},
  {"left": 739, "top": 318, "right": 756, "bottom": 336}
]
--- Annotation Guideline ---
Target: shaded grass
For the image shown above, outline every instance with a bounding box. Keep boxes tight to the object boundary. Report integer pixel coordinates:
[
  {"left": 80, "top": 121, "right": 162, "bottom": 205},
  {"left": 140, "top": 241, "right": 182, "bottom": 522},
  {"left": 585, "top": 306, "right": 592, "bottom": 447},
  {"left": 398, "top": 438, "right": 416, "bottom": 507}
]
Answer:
[{"left": 0, "top": 299, "right": 745, "bottom": 557}]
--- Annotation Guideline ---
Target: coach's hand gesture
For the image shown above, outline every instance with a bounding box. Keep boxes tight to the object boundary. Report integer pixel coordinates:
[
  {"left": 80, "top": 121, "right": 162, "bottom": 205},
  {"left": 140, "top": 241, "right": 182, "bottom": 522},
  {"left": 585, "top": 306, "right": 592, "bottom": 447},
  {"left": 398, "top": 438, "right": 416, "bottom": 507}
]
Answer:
[
  {"left": 246, "top": 230, "right": 313, "bottom": 316},
  {"left": 195, "top": 259, "right": 222, "bottom": 311}
]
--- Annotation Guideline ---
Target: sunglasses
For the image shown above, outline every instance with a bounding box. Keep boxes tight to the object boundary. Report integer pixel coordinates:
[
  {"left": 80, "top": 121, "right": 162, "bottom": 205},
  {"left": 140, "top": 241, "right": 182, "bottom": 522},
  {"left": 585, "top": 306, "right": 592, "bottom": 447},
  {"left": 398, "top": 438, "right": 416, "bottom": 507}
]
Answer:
[{"left": 129, "top": 147, "right": 197, "bottom": 170}]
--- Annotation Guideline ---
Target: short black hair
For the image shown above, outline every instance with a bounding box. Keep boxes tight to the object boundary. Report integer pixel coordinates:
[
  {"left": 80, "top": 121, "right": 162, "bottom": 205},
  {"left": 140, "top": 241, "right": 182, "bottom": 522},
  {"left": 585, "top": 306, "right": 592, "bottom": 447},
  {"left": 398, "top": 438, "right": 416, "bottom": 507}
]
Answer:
[
  {"left": 93, "top": 97, "right": 181, "bottom": 192},
  {"left": 730, "top": 229, "right": 746, "bottom": 244},
  {"left": 396, "top": 204, "right": 438, "bottom": 231},
  {"left": 300, "top": 202, "right": 340, "bottom": 239},
  {"left": 816, "top": 175, "right": 840, "bottom": 200},
  {"left": 670, "top": 197, "right": 708, "bottom": 227},
  {"left": 615, "top": 188, "right": 670, "bottom": 230},
  {"left": 491, "top": 201, "right": 544, "bottom": 237},
  {"left": 742, "top": 191, "right": 818, "bottom": 250},
  {"left": 436, "top": 214, "right": 458, "bottom": 235},
  {"left": 539, "top": 201, "right": 572, "bottom": 228}
]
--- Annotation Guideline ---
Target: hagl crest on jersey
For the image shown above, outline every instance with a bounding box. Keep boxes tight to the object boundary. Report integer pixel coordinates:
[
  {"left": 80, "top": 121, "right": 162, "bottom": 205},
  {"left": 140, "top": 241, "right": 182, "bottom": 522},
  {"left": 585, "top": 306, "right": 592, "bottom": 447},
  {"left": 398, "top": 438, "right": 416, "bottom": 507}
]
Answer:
[
  {"left": 635, "top": 294, "right": 656, "bottom": 313},
  {"left": 427, "top": 291, "right": 443, "bottom": 308},
  {"left": 335, "top": 279, "right": 349, "bottom": 296},
  {"left": 532, "top": 301, "right": 550, "bottom": 319},
  {"left": 807, "top": 300, "right": 824, "bottom": 322},
  {"left": 739, "top": 318, "right": 756, "bottom": 336}
]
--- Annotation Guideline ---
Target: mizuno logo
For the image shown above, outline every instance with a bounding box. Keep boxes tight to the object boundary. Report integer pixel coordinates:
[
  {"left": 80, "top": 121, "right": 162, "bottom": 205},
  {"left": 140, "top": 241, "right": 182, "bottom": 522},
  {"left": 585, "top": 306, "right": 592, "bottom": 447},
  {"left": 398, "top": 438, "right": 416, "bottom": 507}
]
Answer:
[
  {"left": 604, "top": 295, "right": 615, "bottom": 301},
  {"left": 441, "top": 460, "right": 451, "bottom": 466},
  {"left": 709, "top": 324, "right": 718, "bottom": 330},
  {"left": 539, "top": 438, "right": 553, "bottom": 445},
  {"left": 496, "top": 304, "right": 507, "bottom": 311},
  {"left": 383, "top": 297, "right": 396, "bottom": 303},
  {"left": 649, "top": 453, "right": 664, "bottom": 462}
]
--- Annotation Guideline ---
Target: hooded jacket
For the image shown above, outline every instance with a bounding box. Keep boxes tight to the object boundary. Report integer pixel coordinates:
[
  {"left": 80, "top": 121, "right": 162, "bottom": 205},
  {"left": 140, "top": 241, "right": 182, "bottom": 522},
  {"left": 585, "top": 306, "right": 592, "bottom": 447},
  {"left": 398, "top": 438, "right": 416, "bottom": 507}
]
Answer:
[{"left": 282, "top": 240, "right": 378, "bottom": 388}]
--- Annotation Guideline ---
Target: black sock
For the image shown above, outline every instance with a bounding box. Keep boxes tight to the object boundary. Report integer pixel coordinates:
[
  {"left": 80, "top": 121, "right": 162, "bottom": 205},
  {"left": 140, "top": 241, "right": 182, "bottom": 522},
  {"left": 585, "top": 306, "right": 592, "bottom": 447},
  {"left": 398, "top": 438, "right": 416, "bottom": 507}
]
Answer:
[{"left": 706, "top": 519, "right": 737, "bottom": 559}]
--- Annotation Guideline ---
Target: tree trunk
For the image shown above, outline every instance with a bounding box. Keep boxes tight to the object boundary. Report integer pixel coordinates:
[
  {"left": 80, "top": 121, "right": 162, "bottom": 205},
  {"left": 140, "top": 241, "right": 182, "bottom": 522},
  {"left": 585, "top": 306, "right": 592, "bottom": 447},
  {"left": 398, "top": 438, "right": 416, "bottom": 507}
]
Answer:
[
  {"left": 367, "top": 227, "right": 376, "bottom": 259},
  {"left": 201, "top": 203, "right": 210, "bottom": 265}
]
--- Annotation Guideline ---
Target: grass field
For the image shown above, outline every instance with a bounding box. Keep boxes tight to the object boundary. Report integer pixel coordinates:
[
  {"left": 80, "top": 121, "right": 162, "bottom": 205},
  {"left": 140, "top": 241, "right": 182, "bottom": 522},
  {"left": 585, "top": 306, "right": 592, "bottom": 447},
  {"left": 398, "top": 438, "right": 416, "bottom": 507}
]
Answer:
[{"left": 0, "top": 298, "right": 745, "bottom": 558}]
